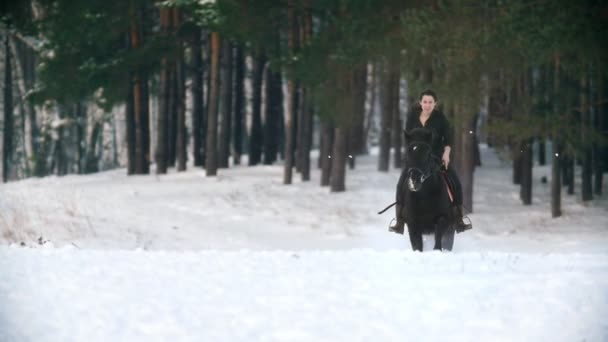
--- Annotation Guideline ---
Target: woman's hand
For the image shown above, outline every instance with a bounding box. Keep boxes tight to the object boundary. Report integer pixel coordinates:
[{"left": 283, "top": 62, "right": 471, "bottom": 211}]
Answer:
[{"left": 442, "top": 150, "right": 450, "bottom": 168}]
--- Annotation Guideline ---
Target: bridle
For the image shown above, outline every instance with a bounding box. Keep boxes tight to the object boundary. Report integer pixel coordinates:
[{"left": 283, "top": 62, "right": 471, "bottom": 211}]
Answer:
[{"left": 406, "top": 141, "right": 441, "bottom": 185}]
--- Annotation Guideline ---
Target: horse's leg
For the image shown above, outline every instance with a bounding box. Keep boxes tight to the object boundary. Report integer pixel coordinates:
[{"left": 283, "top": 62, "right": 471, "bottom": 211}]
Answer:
[
  {"left": 407, "top": 226, "right": 423, "bottom": 252},
  {"left": 436, "top": 217, "right": 454, "bottom": 251},
  {"left": 441, "top": 225, "right": 455, "bottom": 251},
  {"left": 433, "top": 227, "right": 442, "bottom": 251}
]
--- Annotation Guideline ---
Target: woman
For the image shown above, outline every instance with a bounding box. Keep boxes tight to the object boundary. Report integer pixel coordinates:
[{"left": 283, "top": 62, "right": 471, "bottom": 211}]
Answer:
[{"left": 391, "top": 89, "right": 472, "bottom": 234}]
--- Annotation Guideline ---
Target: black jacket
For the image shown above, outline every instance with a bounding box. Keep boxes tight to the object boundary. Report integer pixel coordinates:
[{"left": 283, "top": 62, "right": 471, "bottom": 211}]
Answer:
[{"left": 405, "top": 108, "right": 453, "bottom": 158}]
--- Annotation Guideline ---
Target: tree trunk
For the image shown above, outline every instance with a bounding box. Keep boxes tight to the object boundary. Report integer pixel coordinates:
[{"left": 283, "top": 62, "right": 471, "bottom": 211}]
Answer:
[
  {"left": 111, "top": 113, "right": 118, "bottom": 168},
  {"left": 378, "top": 61, "right": 392, "bottom": 172},
  {"left": 291, "top": 81, "right": 300, "bottom": 170},
  {"left": 191, "top": 28, "right": 205, "bottom": 167},
  {"left": 263, "top": 58, "right": 283, "bottom": 165},
  {"left": 581, "top": 73, "right": 593, "bottom": 201},
  {"left": 320, "top": 122, "right": 334, "bottom": 186},
  {"left": 174, "top": 9, "right": 187, "bottom": 172},
  {"left": 54, "top": 105, "right": 67, "bottom": 176},
  {"left": 85, "top": 120, "right": 102, "bottom": 173},
  {"left": 298, "top": 6, "right": 313, "bottom": 180},
  {"left": 551, "top": 143, "right": 562, "bottom": 217},
  {"left": 330, "top": 127, "right": 347, "bottom": 192},
  {"left": 362, "top": 63, "right": 376, "bottom": 155},
  {"left": 472, "top": 113, "right": 481, "bottom": 167},
  {"left": 3, "top": 34, "right": 14, "bottom": 182},
  {"left": 218, "top": 41, "right": 233, "bottom": 168},
  {"left": 128, "top": 6, "right": 150, "bottom": 175},
  {"left": 155, "top": 7, "right": 171, "bottom": 174},
  {"left": 389, "top": 60, "right": 402, "bottom": 169},
  {"left": 512, "top": 144, "right": 521, "bottom": 185},
  {"left": 594, "top": 74, "right": 604, "bottom": 195},
  {"left": 551, "top": 56, "right": 562, "bottom": 217},
  {"left": 233, "top": 44, "right": 245, "bottom": 165},
  {"left": 283, "top": 0, "right": 296, "bottom": 184},
  {"left": 520, "top": 139, "right": 533, "bottom": 205},
  {"left": 205, "top": 32, "right": 221, "bottom": 176},
  {"left": 167, "top": 63, "right": 177, "bottom": 167},
  {"left": 75, "top": 102, "right": 86, "bottom": 173},
  {"left": 126, "top": 69, "right": 136, "bottom": 175},
  {"left": 352, "top": 64, "right": 367, "bottom": 156},
  {"left": 299, "top": 87, "right": 312, "bottom": 181},
  {"left": 249, "top": 51, "right": 265, "bottom": 166},
  {"left": 11, "top": 37, "right": 38, "bottom": 176}
]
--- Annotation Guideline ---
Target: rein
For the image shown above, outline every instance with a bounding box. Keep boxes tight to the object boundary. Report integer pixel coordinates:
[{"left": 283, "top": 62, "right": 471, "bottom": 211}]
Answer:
[
  {"left": 377, "top": 139, "right": 443, "bottom": 215},
  {"left": 406, "top": 141, "right": 441, "bottom": 185}
]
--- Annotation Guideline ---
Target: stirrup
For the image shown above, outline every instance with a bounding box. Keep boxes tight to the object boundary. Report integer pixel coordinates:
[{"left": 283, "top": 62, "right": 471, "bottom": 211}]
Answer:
[{"left": 455, "top": 216, "right": 473, "bottom": 233}]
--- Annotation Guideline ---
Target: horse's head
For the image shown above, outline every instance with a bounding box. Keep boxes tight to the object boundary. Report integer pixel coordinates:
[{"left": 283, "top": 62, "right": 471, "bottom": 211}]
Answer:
[{"left": 404, "top": 128, "right": 438, "bottom": 192}]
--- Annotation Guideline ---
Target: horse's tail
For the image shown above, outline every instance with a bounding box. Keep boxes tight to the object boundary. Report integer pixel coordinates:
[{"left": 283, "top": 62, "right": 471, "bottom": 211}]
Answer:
[{"left": 378, "top": 202, "right": 396, "bottom": 215}]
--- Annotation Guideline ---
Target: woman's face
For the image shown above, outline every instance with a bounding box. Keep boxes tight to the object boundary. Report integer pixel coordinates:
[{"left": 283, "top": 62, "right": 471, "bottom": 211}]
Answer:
[{"left": 419, "top": 95, "right": 436, "bottom": 114}]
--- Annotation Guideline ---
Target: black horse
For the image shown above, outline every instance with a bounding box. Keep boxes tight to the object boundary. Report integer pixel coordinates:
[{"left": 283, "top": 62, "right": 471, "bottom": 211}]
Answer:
[{"left": 391, "top": 127, "right": 455, "bottom": 252}]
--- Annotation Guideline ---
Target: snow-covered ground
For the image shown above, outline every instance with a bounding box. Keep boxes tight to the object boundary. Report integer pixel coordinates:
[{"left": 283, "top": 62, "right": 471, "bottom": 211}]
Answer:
[{"left": 1, "top": 145, "right": 607, "bottom": 341}]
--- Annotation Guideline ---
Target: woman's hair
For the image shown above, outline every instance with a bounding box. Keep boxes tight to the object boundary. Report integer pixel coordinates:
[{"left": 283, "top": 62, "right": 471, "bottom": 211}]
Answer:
[{"left": 419, "top": 89, "right": 437, "bottom": 101}]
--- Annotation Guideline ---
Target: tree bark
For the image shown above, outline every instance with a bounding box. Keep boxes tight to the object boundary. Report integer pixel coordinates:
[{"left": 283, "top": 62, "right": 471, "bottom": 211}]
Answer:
[
  {"left": 85, "top": 120, "right": 102, "bottom": 173},
  {"left": 54, "top": 105, "right": 67, "bottom": 176},
  {"left": 3, "top": 34, "right": 14, "bottom": 182},
  {"left": 298, "top": 87, "right": 312, "bottom": 180},
  {"left": 581, "top": 72, "right": 593, "bottom": 201},
  {"left": 362, "top": 63, "right": 376, "bottom": 155},
  {"left": 352, "top": 64, "right": 367, "bottom": 157},
  {"left": 191, "top": 28, "right": 205, "bottom": 167},
  {"left": 389, "top": 59, "right": 402, "bottom": 169},
  {"left": 11, "top": 37, "right": 38, "bottom": 176},
  {"left": 126, "top": 69, "right": 136, "bottom": 175},
  {"left": 233, "top": 44, "right": 245, "bottom": 165},
  {"left": 205, "top": 32, "right": 221, "bottom": 176},
  {"left": 520, "top": 139, "right": 533, "bottom": 205},
  {"left": 551, "top": 56, "right": 562, "bottom": 217},
  {"left": 551, "top": 143, "right": 562, "bottom": 217},
  {"left": 378, "top": 61, "right": 392, "bottom": 172},
  {"left": 263, "top": 63, "right": 283, "bottom": 165},
  {"left": 174, "top": 9, "right": 187, "bottom": 172},
  {"left": 155, "top": 7, "right": 171, "bottom": 174},
  {"left": 283, "top": 0, "right": 296, "bottom": 184},
  {"left": 75, "top": 102, "right": 86, "bottom": 173},
  {"left": 249, "top": 51, "right": 265, "bottom": 166},
  {"left": 128, "top": 5, "right": 150, "bottom": 174},
  {"left": 298, "top": 6, "right": 313, "bottom": 180},
  {"left": 594, "top": 74, "right": 604, "bottom": 195},
  {"left": 320, "top": 122, "right": 334, "bottom": 186},
  {"left": 330, "top": 127, "right": 347, "bottom": 192},
  {"left": 218, "top": 41, "right": 233, "bottom": 168}
]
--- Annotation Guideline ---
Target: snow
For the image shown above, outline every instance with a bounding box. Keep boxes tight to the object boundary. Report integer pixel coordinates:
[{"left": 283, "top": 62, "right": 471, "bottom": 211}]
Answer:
[{"left": 1, "top": 145, "right": 607, "bottom": 341}]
